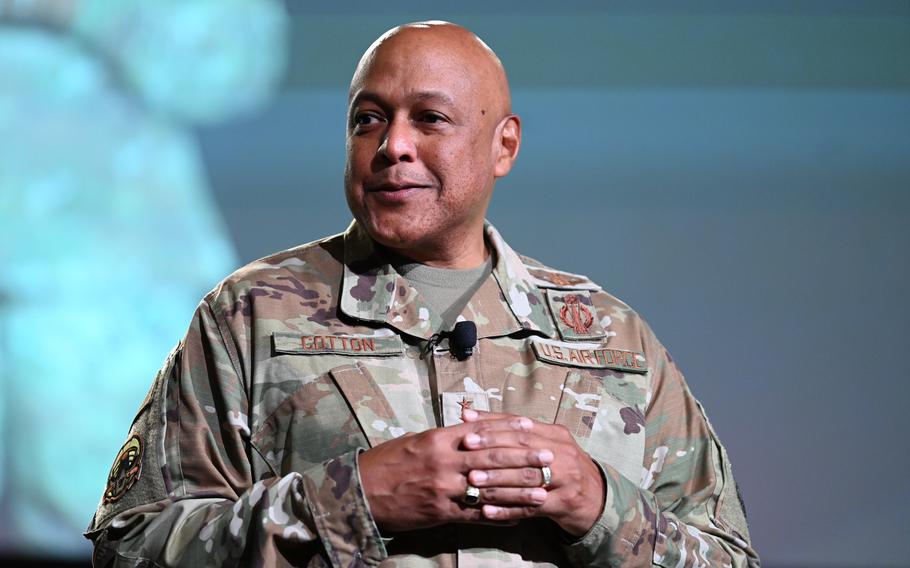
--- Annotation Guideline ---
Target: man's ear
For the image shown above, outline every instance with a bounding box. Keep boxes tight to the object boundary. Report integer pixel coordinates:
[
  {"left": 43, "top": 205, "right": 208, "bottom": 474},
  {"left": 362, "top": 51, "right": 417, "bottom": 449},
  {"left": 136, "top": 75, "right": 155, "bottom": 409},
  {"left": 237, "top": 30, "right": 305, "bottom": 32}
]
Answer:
[{"left": 493, "top": 114, "right": 521, "bottom": 178}]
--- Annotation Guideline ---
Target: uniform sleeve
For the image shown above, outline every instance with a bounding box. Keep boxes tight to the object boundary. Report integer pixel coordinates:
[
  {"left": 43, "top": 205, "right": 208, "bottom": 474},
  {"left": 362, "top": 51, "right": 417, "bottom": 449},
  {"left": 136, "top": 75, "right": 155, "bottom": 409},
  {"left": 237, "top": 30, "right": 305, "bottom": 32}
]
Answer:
[
  {"left": 84, "top": 299, "right": 387, "bottom": 567},
  {"left": 564, "top": 324, "right": 760, "bottom": 567}
]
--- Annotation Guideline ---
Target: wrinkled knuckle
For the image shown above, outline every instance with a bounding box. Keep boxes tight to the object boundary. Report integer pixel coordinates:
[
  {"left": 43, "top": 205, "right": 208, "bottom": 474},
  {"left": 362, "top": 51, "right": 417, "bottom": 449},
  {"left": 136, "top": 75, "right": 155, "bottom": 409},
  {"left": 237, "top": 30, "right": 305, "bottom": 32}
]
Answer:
[
  {"left": 424, "top": 430, "right": 445, "bottom": 452},
  {"left": 521, "top": 467, "right": 537, "bottom": 483},
  {"left": 517, "top": 432, "right": 531, "bottom": 447},
  {"left": 402, "top": 437, "right": 421, "bottom": 458},
  {"left": 566, "top": 466, "right": 583, "bottom": 484},
  {"left": 434, "top": 501, "right": 452, "bottom": 517},
  {"left": 570, "top": 484, "right": 587, "bottom": 505},
  {"left": 423, "top": 496, "right": 448, "bottom": 518},
  {"left": 520, "top": 506, "right": 539, "bottom": 518},
  {"left": 426, "top": 455, "right": 446, "bottom": 474},
  {"left": 428, "top": 477, "right": 449, "bottom": 495},
  {"left": 489, "top": 449, "right": 504, "bottom": 465}
]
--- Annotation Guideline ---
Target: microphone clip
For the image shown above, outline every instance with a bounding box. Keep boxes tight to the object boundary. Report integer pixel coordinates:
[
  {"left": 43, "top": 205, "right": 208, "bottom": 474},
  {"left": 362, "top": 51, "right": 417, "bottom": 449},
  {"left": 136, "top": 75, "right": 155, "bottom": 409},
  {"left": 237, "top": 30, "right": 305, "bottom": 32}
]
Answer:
[{"left": 450, "top": 320, "right": 477, "bottom": 361}]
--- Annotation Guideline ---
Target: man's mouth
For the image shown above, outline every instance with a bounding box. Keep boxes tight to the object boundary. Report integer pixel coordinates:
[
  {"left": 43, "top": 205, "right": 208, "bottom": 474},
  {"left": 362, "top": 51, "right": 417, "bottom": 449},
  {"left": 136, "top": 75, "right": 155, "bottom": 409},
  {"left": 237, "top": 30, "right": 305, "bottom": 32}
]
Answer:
[
  {"left": 367, "top": 182, "right": 431, "bottom": 192},
  {"left": 364, "top": 181, "right": 432, "bottom": 205}
]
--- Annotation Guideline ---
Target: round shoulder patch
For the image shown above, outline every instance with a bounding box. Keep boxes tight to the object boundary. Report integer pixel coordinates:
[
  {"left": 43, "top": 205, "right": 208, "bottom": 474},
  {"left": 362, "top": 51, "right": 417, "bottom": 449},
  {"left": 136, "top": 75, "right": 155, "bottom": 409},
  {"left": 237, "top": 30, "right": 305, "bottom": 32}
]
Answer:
[{"left": 104, "top": 434, "right": 143, "bottom": 504}]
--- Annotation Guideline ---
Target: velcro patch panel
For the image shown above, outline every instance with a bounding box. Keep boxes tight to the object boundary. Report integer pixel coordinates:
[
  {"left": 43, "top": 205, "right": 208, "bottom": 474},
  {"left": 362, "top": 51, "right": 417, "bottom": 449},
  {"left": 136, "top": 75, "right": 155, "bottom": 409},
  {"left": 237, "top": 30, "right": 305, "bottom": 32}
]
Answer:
[
  {"left": 531, "top": 337, "right": 648, "bottom": 374},
  {"left": 273, "top": 332, "right": 404, "bottom": 356}
]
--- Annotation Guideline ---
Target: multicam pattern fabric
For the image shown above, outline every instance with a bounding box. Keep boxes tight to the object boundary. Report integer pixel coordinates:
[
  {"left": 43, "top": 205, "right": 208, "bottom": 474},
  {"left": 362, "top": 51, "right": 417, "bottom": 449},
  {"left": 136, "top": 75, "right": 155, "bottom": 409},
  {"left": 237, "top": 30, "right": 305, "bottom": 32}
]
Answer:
[{"left": 86, "top": 221, "right": 760, "bottom": 567}]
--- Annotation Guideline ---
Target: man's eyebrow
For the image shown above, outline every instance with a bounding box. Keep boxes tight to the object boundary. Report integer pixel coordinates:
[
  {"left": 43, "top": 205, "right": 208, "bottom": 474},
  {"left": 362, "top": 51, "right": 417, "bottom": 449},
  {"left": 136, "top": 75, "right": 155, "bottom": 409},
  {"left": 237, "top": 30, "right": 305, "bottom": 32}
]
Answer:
[
  {"left": 349, "top": 90, "right": 456, "bottom": 107},
  {"left": 412, "top": 91, "right": 456, "bottom": 106}
]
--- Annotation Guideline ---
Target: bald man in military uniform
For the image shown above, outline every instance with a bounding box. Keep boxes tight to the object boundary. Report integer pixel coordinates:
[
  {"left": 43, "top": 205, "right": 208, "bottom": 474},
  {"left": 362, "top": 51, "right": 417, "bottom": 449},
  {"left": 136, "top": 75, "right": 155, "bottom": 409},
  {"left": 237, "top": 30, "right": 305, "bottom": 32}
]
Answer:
[{"left": 86, "top": 22, "right": 760, "bottom": 567}]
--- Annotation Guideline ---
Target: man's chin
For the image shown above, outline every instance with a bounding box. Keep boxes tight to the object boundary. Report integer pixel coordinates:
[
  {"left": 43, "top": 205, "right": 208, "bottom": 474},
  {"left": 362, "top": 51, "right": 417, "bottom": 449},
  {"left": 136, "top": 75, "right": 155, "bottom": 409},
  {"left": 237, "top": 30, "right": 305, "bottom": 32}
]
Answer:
[
  {"left": 361, "top": 218, "right": 435, "bottom": 255},
  {"left": 368, "top": 227, "right": 425, "bottom": 250}
]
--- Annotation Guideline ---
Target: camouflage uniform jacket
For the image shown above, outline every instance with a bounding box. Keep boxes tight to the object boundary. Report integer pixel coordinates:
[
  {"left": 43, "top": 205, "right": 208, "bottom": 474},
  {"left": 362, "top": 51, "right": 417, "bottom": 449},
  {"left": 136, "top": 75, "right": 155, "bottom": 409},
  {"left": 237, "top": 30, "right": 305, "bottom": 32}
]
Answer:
[{"left": 86, "top": 221, "right": 760, "bottom": 567}]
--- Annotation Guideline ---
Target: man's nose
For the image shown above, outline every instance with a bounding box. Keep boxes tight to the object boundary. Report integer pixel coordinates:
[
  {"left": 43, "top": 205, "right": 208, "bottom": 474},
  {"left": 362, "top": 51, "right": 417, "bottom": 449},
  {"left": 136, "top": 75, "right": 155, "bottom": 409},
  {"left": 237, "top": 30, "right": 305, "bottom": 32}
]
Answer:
[{"left": 378, "top": 118, "right": 416, "bottom": 163}]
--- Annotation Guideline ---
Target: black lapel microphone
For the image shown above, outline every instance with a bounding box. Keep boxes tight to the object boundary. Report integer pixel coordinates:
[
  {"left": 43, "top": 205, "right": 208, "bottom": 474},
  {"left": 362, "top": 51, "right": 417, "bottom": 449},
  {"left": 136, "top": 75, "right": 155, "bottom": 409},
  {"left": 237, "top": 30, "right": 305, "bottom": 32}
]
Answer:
[{"left": 450, "top": 321, "right": 477, "bottom": 360}]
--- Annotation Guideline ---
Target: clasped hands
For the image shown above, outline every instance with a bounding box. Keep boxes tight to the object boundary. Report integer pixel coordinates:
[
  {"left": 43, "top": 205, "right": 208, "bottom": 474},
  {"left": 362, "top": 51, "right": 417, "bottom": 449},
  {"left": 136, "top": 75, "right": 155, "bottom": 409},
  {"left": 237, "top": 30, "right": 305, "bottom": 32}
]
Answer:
[{"left": 359, "top": 409, "right": 605, "bottom": 537}]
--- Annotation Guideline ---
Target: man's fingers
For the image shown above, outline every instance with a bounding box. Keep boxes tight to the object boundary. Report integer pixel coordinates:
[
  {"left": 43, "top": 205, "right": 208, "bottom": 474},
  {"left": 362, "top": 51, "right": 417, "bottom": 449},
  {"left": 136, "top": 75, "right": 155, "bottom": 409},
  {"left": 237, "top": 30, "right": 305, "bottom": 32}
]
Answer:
[
  {"left": 462, "top": 408, "right": 516, "bottom": 422},
  {"left": 475, "top": 486, "right": 547, "bottom": 507},
  {"left": 462, "top": 409, "right": 571, "bottom": 444},
  {"left": 481, "top": 504, "right": 543, "bottom": 522},
  {"left": 462, "top": 414, "right": 534, "bottom": 435},
  {"left": 468, "top": 467, "right": 547, "bottom": 488},
  {"left": 455, "top": 416, "right": 535, "bottom": 450},
  {"left": 463, "top": 429, "right": 546, "bottom": 451},
  {"left": 462, "top": 447, "right": 553, "bottom": 470}
]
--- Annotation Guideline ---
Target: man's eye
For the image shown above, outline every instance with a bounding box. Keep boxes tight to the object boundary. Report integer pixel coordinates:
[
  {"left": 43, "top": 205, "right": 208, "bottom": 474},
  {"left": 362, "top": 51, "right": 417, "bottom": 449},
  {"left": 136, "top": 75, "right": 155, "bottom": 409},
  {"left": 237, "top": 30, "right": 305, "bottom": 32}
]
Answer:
[
  {"left": 421, "top": 112, "right": 445, "bottom": 124},
  {"left": 353, "top": 113, "right": 381, "bottom": 127}
]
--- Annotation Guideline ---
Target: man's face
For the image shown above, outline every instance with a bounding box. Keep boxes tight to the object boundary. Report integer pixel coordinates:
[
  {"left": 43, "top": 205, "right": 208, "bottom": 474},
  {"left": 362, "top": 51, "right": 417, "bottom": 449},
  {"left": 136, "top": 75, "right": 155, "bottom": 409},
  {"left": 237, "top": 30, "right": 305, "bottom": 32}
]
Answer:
[{"left": 344, "top": 31, "right": 504, "bottom": 259}]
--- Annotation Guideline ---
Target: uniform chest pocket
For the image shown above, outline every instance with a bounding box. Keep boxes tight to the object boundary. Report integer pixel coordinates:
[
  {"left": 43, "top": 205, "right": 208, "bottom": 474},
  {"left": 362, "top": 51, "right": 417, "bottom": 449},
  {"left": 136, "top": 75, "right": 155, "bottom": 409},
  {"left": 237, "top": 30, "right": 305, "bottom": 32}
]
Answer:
[
  {"left": 524, "top": 337, "right": 649, "bottom": 486},
  {"left": 250, "top": 363, "right": 407, "bottom": 477},
  {"left": 557, "top": 369, "right": 648, "bottom": 486}
]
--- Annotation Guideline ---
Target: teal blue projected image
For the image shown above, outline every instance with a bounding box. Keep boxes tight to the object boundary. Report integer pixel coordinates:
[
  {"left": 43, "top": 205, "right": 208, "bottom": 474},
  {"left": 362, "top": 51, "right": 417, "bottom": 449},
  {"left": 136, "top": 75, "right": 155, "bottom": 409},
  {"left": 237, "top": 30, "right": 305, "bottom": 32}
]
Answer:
[{"left": 0, "top": 0, "right": 288, "bottom": 557}]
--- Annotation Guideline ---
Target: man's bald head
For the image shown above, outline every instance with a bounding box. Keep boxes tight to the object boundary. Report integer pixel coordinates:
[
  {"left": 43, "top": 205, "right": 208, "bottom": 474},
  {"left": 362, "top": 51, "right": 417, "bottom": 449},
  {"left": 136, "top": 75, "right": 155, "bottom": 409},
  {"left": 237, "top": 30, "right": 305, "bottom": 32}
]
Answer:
[
  {"left": 344, "top": 21, "right": 521, "bottom": 268},
  {"left": 350, "top": 21, "right": 512, "bottom": 121}
]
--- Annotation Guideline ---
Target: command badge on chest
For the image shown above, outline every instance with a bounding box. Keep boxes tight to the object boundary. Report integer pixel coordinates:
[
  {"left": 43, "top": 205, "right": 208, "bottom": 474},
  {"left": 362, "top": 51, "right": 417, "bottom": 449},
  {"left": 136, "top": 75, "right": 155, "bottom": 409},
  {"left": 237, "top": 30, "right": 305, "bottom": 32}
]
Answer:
[
  {"left": 546, "top": 290, "right": 606, "bottom": 340},
  {"left": 104, "top": 434, "right": 142, "bottom": 503}
]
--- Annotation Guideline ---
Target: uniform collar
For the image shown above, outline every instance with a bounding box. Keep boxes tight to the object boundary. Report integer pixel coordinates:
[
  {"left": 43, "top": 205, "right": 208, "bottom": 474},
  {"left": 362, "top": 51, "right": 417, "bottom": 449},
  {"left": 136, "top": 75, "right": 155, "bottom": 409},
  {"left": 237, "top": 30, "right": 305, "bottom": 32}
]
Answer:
[{"left": 340, "top": 220, "right": 557, "bottom": 340}]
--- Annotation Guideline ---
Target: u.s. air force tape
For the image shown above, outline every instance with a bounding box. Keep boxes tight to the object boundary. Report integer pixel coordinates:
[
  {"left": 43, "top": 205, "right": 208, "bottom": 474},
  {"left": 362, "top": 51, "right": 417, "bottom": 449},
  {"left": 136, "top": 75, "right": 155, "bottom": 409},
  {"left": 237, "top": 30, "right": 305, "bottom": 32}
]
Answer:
[
  {"left": 530, "top": 337, "right": 648, "bottom": 374},
  {"left": 272, "top": 332, "right": 404, "bottom": 356}
]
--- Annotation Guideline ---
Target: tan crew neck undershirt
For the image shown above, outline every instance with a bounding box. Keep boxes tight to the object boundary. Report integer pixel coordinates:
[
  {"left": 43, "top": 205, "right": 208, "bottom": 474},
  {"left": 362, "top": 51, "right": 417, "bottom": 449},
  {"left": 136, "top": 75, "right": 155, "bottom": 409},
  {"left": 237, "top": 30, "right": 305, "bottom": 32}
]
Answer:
[{"left": 394, "top": 255, "right": 494, "bottom": 331}]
